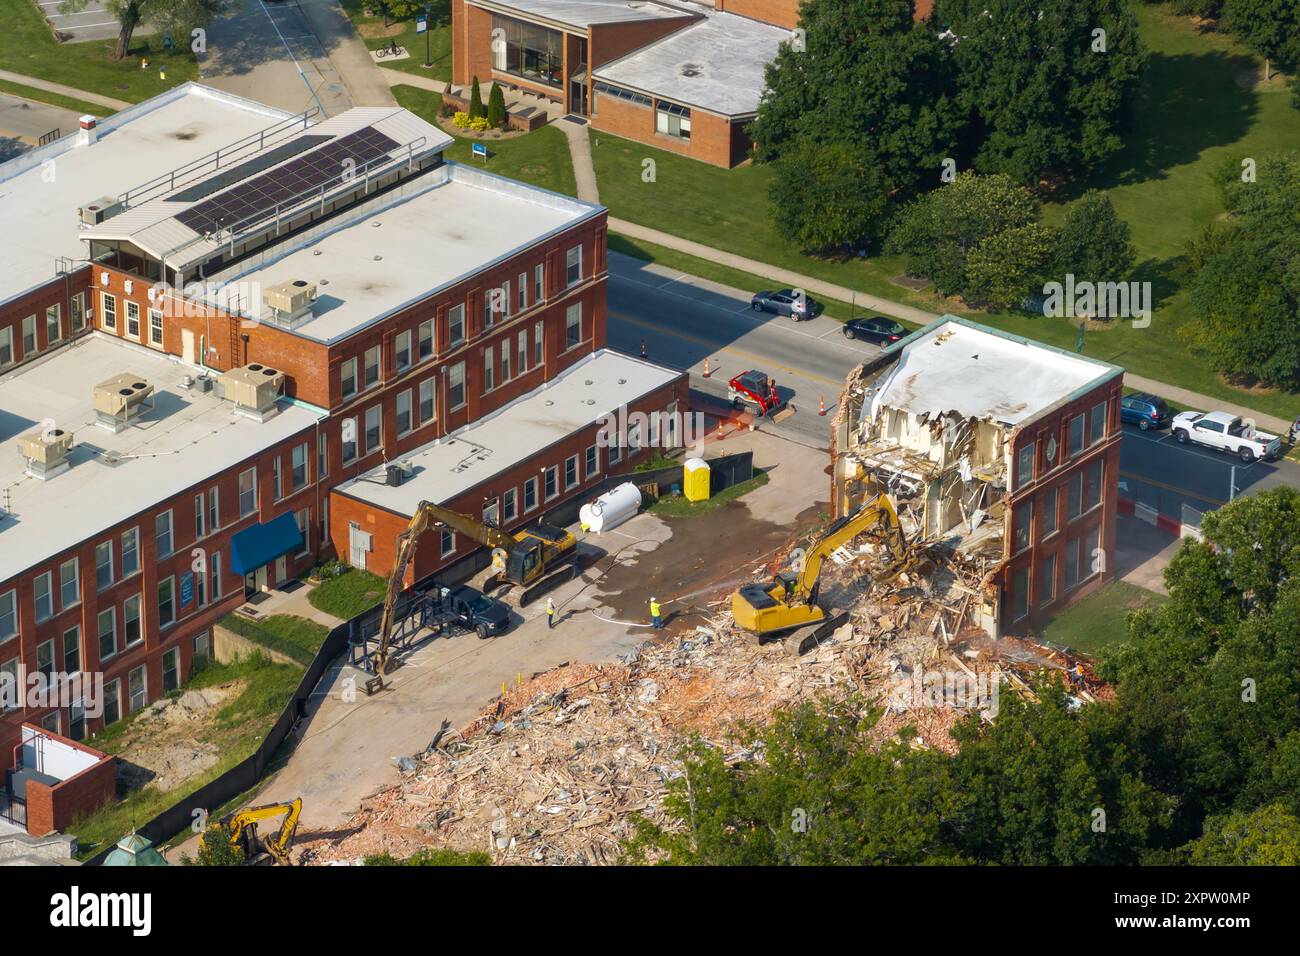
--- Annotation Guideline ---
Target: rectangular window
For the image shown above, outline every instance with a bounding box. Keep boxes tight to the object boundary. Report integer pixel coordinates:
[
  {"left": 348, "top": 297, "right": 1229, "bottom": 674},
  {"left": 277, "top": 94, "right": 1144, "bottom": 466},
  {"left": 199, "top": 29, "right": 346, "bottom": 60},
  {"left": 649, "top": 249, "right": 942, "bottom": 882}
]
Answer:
[
  {"left": 518, "top": 330, "right": 527, "bottom": 373},
  {"left": 1016, "top": 442, "right": 1035, "bottom": 490},
  {"left": 449, "top": 362, "right": 466, "bottom": 410},
  {"left": 317, "top": 434, "right": 328, "bottom": 480},
  {"left": 100, "top": 292, "right": 116, "bottom": 330},
  {"left": 59, "top": 557, "right": 79, "bottom": 609},
  {"left": 125, "top": 300, "right": 140, "bottom": 339},
  {"left": 396, "top": 389, "right": 412, "bottom": 435},
  {"left": 121, "top": 527, "right": 139, "bottom": 577},
  {"left": 564, "top": 454, "right": 578, "bottom": 489},
  {"left": 162, "top": 648, "right": 180, "bottom": 693},
  {"left": 292, "top": 442, "right": 308, "bottom": 489},
  {"left": 295, "top": 508, "right": 310, "bottom": 557},
  {"left": 1065, "top": 537, "right": 1081, "bottom": 590},
  {"left": 46, "top": 304, "right": 62, "bottom": 344},
  {"left": 123, "top": 594, "right": 142, "bottom": 647},
  {"left": 211, "top": 550, "right": 222, "bottom": 602},
  {"left": 34, "top": 571, "right": 53, "bottom": 622},
  {"left": 0, "top": 589, "right": 16, "bottom": 641},
  {"left": 72, "top": 292, "right": 86, "bottom": 332},
  {"left": 503, "top": 487, "right": 518, "bottom": 522},
  {"left": 1011, "top": 565, "right": 1030, "bottom": 622},
  {"left": 418, "top": 320, "right": 434, "bottom": 361},
  {"left": 1042, "top": 487, "right": 1059, "bottom": 538},
  {"left": 1090, "top": 400, "right": 1107, "bottom": 445},
  {"left": 1083, "top": 525, "right": 1102, "bottom": 582},
  {"left": 36, "top": 639, "right": 54, "bottom": 679},
  {"left": 448, "top": 303, "right": 466, "bottom": 346},
  {"left": 194, "top": 630, "right": 211, "bottom": 666},
  {"left": 585, "top": 444, "right": 599, "bottom": 479},
  {"left": 483, "top": 497, "right": 500, "bottom": 527},
  {"left": 544, "top": 465, "right": 558, "bottom": 500},
  {"left": 0, "top": 327, "right": 12, "bottom": 368},
  {"left": 364, "top": 405, "right": 383, "bottom": 454},
  {"left": 1, "top": 658, "right": 18, "bottom": 712},
  {"left": 533, "top": 320, "right": 543, "bottom": 367},
  {"left": 535, "top": 264, "right": 544, "bottom": 302},
  {"left": 1012, "top": 501, "right": 1032, "bottom": 554},
  {"left": 239, "top": 468, "right": 257, "bottom": 517},
  {"left": 103, "top": 679, "right": 121, "bottom": 725},
  {"left": 1084, "top": 458, "right": 1103, "bottom": 513},
  {"left": 565, "top": 303, "right": 582, "bottom": 350},
  {"left": 149, "top": 309, "right": 163, "bottom": 347},
  {"left": 395, "top": 330, "right": 412, "bottom": 372},
  {"left": 566, "top": 245, "right": 582, "bottom": 287},
  {"left": 63, "top": 625, "right": 80, "bottom": 673},
  {"left": 23, "top": 315, "right": 36, "bottom": 354},
  {"left": 1068, "top": 413, "right": 1086, "bottom": 459},
  {"left": 518, "top": 273, "right": 527, "bottom": 311},
  {"left": 655, "top": 100, "right": 691, "bottom": 139},
  {"left": 194, "top": 564, "right": 207, "bottom": 608},
  {"left": 194, "top": 493, "right": 206, "bottom": 539},
  {"left": 341, "top": 358, "right": 358, "bottom": 399},
  {"left": 273, "top": 457, "right": 283, "bottom": 500},
  {"left": 95, "top": 541, "right": 114, "bottom": 591},
  {"left": 484, "top": 287, "right": 497, "bottom": 327},
  {"left": 158, "top": 577, "right": 175, "bottom": 629},
  {"left": 501, "top": 340, "right": 511, "bottom": 382},
  {"left": 364, "top": 346, "right": 381, "bottom": 389},
  {"left": 97, "top": 608, "right": 117, "bottom": 661},
  {"left": 1039, "top": 553, "right": 1057, "bottom": 606},
  {"left": 483, "top": 344, "right": 495, "bottom": 392},
  {"left": 440, "top": 529, "right": 455, "bottom": 559},
  {"left": 155, "top": 510, "right": 173, "bottom": 557},
  {"left": 1067, "top": 470, "right": 1083, "bottom": 521},
  {"left": 609, "top": 436, "right": 622, "bottom": 466},
  {"left": 419, "top": 378, "right": 435, "bottom": 424},
  {"left": 128, "top": 665, "right": 146, "bottom": 712},
  {"left": 524, "top": 477, "right": 538, "bottom": 512},
  {"left": 342, "top": 417, "right": 358, "bottom": 463},
  {"left": 628, "top": 422, "right": 642, "bottom": 454}
]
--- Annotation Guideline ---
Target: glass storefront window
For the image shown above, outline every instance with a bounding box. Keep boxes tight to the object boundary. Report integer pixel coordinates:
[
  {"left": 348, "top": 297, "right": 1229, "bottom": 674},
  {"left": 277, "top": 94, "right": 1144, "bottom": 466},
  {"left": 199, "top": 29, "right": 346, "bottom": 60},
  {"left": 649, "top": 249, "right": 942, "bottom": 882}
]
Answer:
[{"left": 493, "top": 15, "right": 563, "bottom": 88}]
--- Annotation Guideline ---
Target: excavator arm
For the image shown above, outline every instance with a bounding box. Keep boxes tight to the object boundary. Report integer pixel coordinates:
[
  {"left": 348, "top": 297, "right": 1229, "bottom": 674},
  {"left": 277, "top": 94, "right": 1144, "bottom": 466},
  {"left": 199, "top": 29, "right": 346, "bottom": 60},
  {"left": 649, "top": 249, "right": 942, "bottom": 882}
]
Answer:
[
  {"left": 789, "top": 493, "right": 905, "bottom": 604},
  {"left": 223, "top": 797, "right": 302, "bottom": 864}
]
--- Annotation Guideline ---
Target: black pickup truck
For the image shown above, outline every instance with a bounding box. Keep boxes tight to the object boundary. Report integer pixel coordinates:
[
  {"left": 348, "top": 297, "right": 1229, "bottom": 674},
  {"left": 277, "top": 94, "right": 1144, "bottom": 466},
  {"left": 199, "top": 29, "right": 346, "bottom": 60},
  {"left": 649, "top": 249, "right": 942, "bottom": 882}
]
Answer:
[{"left": 445, "top": 585, "right": 512, "bottom": 638}]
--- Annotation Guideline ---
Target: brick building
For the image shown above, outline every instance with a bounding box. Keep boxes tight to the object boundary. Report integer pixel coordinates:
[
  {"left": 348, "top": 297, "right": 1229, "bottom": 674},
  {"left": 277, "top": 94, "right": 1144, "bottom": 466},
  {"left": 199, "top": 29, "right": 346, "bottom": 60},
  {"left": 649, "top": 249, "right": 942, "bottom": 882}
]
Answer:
[
  {"left": 832, "top": 317, "right": 1123, "bottom": 637},
  {"left": 0, "top": 83, "right": 683, "bottom": 765}
]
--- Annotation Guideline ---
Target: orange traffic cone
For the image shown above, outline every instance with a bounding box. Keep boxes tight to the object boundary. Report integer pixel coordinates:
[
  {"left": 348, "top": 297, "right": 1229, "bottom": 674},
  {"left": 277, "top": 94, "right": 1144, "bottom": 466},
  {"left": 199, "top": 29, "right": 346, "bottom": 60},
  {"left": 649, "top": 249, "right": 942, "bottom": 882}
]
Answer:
[
  {"left": 702, "top": 358, "right": 711, "bottom": 378},
  {"left": 818, "top": 396, "right": 827, "bottom": 416}
]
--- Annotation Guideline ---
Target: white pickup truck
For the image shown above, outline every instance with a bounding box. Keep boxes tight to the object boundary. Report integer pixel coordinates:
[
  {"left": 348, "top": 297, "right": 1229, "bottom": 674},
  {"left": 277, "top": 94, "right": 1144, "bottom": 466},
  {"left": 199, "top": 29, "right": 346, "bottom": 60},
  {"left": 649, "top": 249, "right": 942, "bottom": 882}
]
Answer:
[{"left": 1171, "top": 410, "right": 1280, "bottom": 462}]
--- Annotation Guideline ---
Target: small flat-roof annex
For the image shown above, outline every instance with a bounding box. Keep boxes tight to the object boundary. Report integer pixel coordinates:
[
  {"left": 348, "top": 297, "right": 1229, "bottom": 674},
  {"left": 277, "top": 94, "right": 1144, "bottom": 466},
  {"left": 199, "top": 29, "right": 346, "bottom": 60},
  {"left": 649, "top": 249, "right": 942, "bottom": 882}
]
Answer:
[
  {"left": 473, "top": 0, "right": 695, "bottom": 30},
  {"left": 0, "top": 334, "right": 321, "bottom": 583},
  {"left": 335, "top": 349, "right": 682, "bottom": 517}
]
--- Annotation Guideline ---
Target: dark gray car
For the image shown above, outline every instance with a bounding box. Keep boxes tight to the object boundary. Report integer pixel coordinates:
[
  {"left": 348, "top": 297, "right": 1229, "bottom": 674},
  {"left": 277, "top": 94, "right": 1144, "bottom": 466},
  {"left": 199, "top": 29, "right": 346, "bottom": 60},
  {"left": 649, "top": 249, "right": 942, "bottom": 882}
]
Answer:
[{"left": 751, "top": 289, "right": 823, "bottom": 321}]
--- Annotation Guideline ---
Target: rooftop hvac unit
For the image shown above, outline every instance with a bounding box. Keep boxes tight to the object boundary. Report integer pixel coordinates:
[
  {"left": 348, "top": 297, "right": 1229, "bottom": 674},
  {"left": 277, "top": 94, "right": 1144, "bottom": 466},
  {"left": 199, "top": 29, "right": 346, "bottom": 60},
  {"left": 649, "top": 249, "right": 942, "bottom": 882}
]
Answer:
[
  {"left": 218, "top": 363, "right": 286, "bottom": 422},
  {"left": 17, "top": 428, "right": 74, "bottom": 480},
  {"left": 79, "top": 195, "right": 125, "bottom": 226},
  {"left": 386, "top": 464, "right": 404, "bottom": 487},
  {"left": 263, "top": 280, "right": 318, "bottom": 326},
  {"left": 93, "top": 373, "right": 155, "bottom": 432}
]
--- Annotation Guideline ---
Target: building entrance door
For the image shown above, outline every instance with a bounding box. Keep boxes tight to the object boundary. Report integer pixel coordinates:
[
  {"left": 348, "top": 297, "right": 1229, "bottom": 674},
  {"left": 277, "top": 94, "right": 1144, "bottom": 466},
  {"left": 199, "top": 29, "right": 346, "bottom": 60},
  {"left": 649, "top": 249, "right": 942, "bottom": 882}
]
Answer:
[{"left": 569, "top": 69, "right": 588, "bottom": 116}]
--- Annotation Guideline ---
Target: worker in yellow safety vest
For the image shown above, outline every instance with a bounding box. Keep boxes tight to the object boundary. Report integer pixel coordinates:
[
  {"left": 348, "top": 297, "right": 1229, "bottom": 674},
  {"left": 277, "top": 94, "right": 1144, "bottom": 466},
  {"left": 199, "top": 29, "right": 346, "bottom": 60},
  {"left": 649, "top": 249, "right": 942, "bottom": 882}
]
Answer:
[
  {"left": 650, "top": 597, "right": 662, "bottom": 630},
  {"left": 546, "top": 597, "right": 557, "bottom": 630}
]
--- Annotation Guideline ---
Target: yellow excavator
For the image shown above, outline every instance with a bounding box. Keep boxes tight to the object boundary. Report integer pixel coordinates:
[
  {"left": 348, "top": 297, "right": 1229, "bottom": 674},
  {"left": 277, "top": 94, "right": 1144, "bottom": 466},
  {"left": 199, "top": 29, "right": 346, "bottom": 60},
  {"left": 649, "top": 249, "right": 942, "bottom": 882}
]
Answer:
[
  {"left": 732, "top": 492, "right": 909, "bottom": 642},
  {"left": 221, "top": 797, "right": 302, "bottom": 865},
  {"left": 374, "top": 501, "right": 578, "bottom": 673}
]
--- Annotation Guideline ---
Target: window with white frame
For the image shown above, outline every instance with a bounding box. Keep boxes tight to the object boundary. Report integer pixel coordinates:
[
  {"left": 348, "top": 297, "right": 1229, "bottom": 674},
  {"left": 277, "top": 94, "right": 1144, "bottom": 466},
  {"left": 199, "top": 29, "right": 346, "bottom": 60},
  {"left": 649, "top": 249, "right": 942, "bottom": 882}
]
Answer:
[
  {"left": 533, "top": 320, "right": 543, "bottom": 367},
  {"left": 63, "top": 625, "right": 80, "bottom": 673},
  {"left": 211, "top": 550, "right": 222, "bottom": 602},
  {"left": 123, "top": 593, "right": 142, "bottom": 647},
  {"left": 517, "top": 330, "right": 527, "bottom": 373},
  {"left": 97, "top": 607, "right": 117, "bottom": 661},
  {"left": 524, "top": 477, "right": 538, "bottom": 512},
  {"left": 292, "top": 442, "right": 308, "bottom": 489},
  {"left": 194, "top": 493, "right": 206, "bottom": 539},
  {"left": 419, "top": 378, "right": 435, "bottom": 424},
  {"left": 483, "top": 344, "right": 495, "bottom": 392},
  {"left": 155, "top": 510, "right": 173, "bottom": 557},
  {"left": 295, "top": 508, "right": 311, "bottom": 557},
  {"left": 273, "top": 458, "right": 283, "bottom": 500},
  {"left": 483, "top": 497, "right": 500, "bottom": 526},
  {"left": 565, "top": 245, "right": 582, "bottom": 287},
  {"left": 544, "top": 465, "right": 558, "bottom": 500},
  {"left": 95, "top": 541, "right": 114, "bottom": 591},
  {"left": 59, "top": 557, "right": 79, "bottom": 609},
  {"left": 342, "top": 417, "right": 358, "bottom": 463},
  {"left": 239, "top": 467, "right": 257, "bottom": 516},
  {"left": 34, "top": 571, "right": 53, "bottom": 622},
  {"left": 564, "top": 454, "right": 578, "bottom": 489},
  {"left": 535, "top": 263, "right": 544, "bottom": 302},
  {"left": 1, "top": 658, "right": 18, "bottom": 712},
  {"left": 100, "top": 292, "right": 116, "bottom": 330},
  {"left": 501, "top": 339, "right": 511, "bottom": 382},
  {"left": 121, "top": 527, "right": 139, "bottom": 576},
  {"left": 22, "top": 315, "right": 36, "bottom": 354},
  {"left": 565, "top": 303, "right": 582, "bottom": 350},
  {"left": 418, "top": 319, "right": 434, "bottom": 361},
  {"left": 364, "top": 405, "right": 382, "bottom": 454},
  {"left": 210, "top": 486, "right": 221, "bottom": 533},
  {"left": 440, "top": 529, "right": 455, "bottom": 558},
  {"left": 46, "top": 304, "right": 61, "bottom": 344},
  {"left": 363, "top": 346, "right": 381, "bottom": 389},
  {"left": 128, "top": 664, "right": 147, "bottom": 712},
  {"left": 72, "top": 292, "right": 86, "bottom": 332},
  {"left": 396, "top": 389, "right": 413, "bottom": 435},
  {"left": 103, "top": 678, "right": 121, "bottom": 725},
  {"left": 449, "top": 361, "right": 466, "bottom": 410},
  {"left": 395, "top": 330, "right": 412, "bottom": 371},
  {"left": 36, "top": 639, "right": 53, "bottom": 678},
  {"left": 655, "top": 101, "right": 691, "bottom": 139},
  {"left": 162, "top": 647, "right": 180, "bottom": 693},
  {"left": 341, "top": 357, "right": 358, "bottom": 399},
  {"left": 503, "top": 487, "right": 518, "bottom": 522},
  {"left": 148, "top": 308, "right": 164, "bottom": 347},
  {"left": 449, "top": 303, "right": 466, "bottom": 346},
  {"left": 318, "top": 435, "right": 328, "bottom": 480},
  {"left": 0, "top": 588, "right": 16, "bottom": 641},
  {"left": 0, "top": 327, "right": 12, "bottom": 368},
  {"left": 585, "top": 444, "right": 599, "bottom": 480},
  {"left": 517, "top": 273, "right": 527, "bottom": 311},
  {"left": 157, "top": 576, "right": 175, "bottom": 628},
  {"left": 125, "top": 300, "right": 140, "bottom": 338}
]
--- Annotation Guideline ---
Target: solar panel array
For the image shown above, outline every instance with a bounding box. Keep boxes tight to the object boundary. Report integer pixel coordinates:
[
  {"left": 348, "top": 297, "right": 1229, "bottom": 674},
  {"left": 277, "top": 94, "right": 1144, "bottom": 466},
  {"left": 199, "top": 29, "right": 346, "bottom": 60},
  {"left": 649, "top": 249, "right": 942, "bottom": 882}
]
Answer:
[
  {"left": 170, "top": 135, "right": 330, "bottom": 203},
  {"left": 176, "top": 127, "right": 402, "bottom": 236}
]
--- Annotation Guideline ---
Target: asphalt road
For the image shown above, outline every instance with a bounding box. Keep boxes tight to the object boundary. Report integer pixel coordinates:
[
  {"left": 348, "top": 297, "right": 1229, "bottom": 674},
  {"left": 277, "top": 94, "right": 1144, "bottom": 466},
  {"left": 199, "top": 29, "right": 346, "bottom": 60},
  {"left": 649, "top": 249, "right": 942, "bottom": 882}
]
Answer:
[{"left": 606, "top": 252, "right": 1300, "bottom": 516}]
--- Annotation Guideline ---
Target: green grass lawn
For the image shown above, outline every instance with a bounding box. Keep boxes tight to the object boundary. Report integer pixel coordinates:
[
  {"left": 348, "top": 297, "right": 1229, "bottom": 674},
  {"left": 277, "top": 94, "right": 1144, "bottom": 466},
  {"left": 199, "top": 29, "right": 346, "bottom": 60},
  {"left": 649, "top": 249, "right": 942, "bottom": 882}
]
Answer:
[
  {"left": 72, "top": 654, "right": 303, "bottom": 859},
  {"left": 308, "top": 567, "right": 387, "bottom": 619},
  {"left": 392, "top": 84, "right": 577, "bottom": 195},
  {"left": 1039, "top": 580, "right": 1168, "bottom": 657},
  {"left": 218, "top": 613, "right": 329, "bottom": 665},
  {"left": 340, "top": 0, "right": 452, "bottom": 82},
  {"left": 649, "top": 469, "right": 769, "bottom": 518},
  {"left": 591, "top": 3, "right": 1300, "bottom": 421},
  {"left": 0, "top": 0, "right": 198, "bottom": 102},
  {"left": 0, "top": 77, "right": 106, "bottom": 117}
]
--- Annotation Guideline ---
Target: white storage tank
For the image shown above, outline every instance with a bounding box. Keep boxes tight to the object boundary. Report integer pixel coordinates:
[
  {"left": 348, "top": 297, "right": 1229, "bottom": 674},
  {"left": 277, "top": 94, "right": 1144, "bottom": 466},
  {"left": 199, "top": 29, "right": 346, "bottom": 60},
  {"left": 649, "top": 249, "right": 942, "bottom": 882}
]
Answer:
[{"left": 580, "top": 482, "right": 642, "bottom": 533}]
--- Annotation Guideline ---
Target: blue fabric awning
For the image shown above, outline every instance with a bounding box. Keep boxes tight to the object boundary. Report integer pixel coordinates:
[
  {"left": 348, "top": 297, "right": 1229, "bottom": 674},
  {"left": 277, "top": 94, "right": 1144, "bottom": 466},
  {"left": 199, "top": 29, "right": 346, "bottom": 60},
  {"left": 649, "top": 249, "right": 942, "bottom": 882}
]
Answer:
[{"left": 230, "top": 513, "right": 304, "bottom": 575}]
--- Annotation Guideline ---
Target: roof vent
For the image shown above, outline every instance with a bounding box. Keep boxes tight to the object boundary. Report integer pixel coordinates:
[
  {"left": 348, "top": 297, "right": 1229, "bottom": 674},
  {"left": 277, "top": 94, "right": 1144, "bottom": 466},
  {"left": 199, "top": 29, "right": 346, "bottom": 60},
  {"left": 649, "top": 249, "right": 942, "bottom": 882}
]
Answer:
[
  {"left": 79, "top": 195, "right": 126, "bottom": 226},
  {"left": 17, "top": 428, "right": 74, "bottom": 480},
  {"left": 93, "top": 373, "right": 155, "bottom": 432},
  {"left": 218, "top": 363, "right": 285, "bottom": 422},
  {"left": 263, "top": 279, "right": 318, "bottom": 327}
]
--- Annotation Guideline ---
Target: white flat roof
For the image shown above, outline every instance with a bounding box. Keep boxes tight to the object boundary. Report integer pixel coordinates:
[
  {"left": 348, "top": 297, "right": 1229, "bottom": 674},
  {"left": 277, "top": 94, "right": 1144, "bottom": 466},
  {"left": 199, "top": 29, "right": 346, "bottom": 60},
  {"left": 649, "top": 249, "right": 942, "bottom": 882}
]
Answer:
[
  {"left": 336, "top": 349, "right": 680, "bottom": 516},
  {"left": 0, "top": 334, "right": 321, "bottom": 583},
  {"left": 204, "top": 162, "right": 601, "bottom": 345},
  {"left": 475, "top": 0, "right": 694, "bottom": 29},
  {"left": 592, "top": 11, "right": 787, "bottom": 116},
  {"left": 870, "top": 318, "right": 1120, "bottom": 426},
  {"left": 0, "top": 83, "right": 290, "bottom": 307}
]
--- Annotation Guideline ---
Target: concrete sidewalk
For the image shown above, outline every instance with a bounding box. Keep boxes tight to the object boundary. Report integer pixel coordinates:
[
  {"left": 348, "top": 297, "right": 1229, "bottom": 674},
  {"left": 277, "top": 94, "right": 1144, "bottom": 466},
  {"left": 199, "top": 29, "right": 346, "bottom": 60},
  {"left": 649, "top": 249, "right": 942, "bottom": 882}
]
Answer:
[
  {"left": 0, "top": 69, "right": 131, "bottom": 112},
  {"left": 296, "top": 0, "right": 395, "bottom": 107},
  {"left": 556, "top": 116, "right": 599, "bottom": 204}
]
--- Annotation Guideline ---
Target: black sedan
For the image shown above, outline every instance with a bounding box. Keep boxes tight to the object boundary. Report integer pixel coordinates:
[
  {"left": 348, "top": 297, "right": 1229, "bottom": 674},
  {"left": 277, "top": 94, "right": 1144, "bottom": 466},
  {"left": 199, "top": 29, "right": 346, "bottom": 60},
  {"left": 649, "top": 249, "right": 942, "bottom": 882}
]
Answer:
[
  {"left": 751, "top": 289, "right": 823, "bottom": 321},
  {"left": 842, "top": 316, "right": 907, "bottom": 345}
]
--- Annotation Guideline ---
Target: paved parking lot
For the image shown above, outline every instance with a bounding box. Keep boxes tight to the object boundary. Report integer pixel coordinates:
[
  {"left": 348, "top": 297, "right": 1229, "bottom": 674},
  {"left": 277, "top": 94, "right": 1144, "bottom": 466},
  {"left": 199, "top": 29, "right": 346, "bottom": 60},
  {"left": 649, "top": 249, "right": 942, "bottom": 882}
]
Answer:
[{"left": 32, "top": 0, "right": 143, "bottom": 43}]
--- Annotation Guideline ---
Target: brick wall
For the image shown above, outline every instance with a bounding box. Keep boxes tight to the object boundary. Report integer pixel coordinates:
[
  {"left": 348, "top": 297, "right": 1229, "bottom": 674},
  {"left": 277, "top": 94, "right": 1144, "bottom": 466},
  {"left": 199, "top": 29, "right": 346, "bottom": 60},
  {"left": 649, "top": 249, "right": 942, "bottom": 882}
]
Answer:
[
  {"left": 19, "top": 734, "right": 116, "bottom": 837},
  {"left": 0, "top": 269, "right": 92, "bottom": 377},
  {"left": 715, "top": 0, "right": 801, "bottom": 29},
  {"left": 588, "top": 16, "right": 699, "bottom": 71},
  {"left": 452, "top": 0, "right": 496, "bottom": 88},
  {"left": 590, "top": 96, "right": 745, "bottom": 168}
]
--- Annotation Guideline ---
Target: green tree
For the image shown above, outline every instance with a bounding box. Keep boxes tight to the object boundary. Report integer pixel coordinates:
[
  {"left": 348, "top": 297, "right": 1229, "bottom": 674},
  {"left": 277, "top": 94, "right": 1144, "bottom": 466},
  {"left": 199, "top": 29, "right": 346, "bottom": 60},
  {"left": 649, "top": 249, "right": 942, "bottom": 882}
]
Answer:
[
  {"left": 966, "top": 221, "right": 1057, "bottom": 309},
  {"left": 751, "top": 0, "right": 960, "bottom": 235},
  {"left": 935, "top": 0, "right": 1148, "bottom": 183},
  {"left": 769, "top": 138, "right": 888, "bottom": 252},
  {"left": 181, "top": 823, "right": 245, "bottom": 866},
  {"left": 1222, "top": 0, "right": 1300, "bottom": 80},
  {"left": 1184, "top": 154, "right": 1300, "bottom": 388},
  {"left": 487, "top": 83, "right": 506, "bottom": 129},
  {"left": 1051, "top": 191, "right": 1137, "bottom": 287},
  {"left": 59, "top": 0, "right": 233, "bottom": 61},
  {"left": 887, "top": 171, "right": 1039, "bottom": 297},
  {"left": 1187, "top": 804, "right": 1300, "bottom": 865},
  {"left": 469, "top": 76, "right": 484, "bottom": 119}
]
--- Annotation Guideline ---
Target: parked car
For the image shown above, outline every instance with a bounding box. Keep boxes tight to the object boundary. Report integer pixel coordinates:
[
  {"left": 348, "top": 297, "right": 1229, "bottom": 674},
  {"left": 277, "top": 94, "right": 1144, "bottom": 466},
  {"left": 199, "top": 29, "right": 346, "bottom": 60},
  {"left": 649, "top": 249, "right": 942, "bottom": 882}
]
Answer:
[
  {"left": 1171, "top": 410, "right": 1280, "bottom": 462},
  {"left": 444, "top": 585, "right": 512, "bottom": 638},
  {"left": 1120, "top": 392, "right": 1172, "bottom": 431},
  {"left": 842, "top": 316, "right": 906, "bottom": 346},
  {"left": 728, "top": 369, "right": 782, "bottom": 415},
  {"left": 751, "top": 289, "right": 823, "bottom": 321}
]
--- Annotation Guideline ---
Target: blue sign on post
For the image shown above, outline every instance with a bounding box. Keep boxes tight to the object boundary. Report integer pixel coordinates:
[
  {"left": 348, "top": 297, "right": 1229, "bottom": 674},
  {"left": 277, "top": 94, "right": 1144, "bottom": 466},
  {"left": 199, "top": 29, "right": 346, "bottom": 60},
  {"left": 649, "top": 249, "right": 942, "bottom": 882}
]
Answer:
[
  {"left": 180, "top": 572, "right": 195, "bottom": 607},
  {"left": 471, "top": 142, "right": 488, "bottom": 162}
]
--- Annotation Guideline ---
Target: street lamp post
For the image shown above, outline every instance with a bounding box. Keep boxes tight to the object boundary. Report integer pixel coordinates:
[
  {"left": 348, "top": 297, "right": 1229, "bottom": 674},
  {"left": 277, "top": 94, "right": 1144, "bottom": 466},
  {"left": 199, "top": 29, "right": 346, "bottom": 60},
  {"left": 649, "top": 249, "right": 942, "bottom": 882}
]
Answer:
[{"left": 423, "top": 4, "right": 432, "bottom": 68}]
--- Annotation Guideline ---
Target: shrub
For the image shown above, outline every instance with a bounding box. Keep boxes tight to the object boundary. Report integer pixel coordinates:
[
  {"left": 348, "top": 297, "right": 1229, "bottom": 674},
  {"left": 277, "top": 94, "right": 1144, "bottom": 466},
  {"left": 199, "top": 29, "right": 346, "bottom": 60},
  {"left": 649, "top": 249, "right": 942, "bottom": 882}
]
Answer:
[
  {"left": 469, "top": 76, "right": 484, "bottom": 119},
  {"left": 453, "top": 111, "right": 471, "bottom": 129},
  {"left": 487, "top": 83, "right": 506, "bottom": 128}
]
